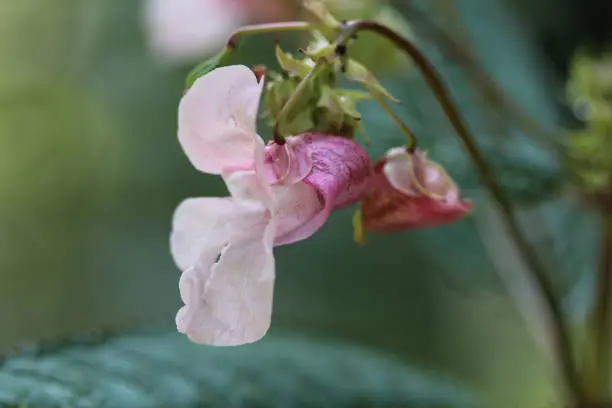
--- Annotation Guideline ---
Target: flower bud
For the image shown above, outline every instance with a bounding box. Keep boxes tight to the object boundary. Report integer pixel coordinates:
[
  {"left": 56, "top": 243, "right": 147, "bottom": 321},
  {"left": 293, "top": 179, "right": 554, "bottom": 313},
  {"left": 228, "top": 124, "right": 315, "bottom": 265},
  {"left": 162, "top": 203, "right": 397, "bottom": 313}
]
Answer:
[{"left": 359, "top": 147, "right": 472, "bottom": 232}]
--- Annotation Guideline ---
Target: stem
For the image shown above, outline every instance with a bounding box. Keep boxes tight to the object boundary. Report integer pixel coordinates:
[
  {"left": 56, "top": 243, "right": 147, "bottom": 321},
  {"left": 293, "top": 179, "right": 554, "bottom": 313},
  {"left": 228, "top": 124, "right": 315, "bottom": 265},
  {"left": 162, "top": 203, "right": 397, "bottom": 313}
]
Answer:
[
  {"left": 336, "top": 20, "right": 587, "bottom": 404},
  {"left": 273, "top": 61, "right": 327, "bottom": 144},
  {"left": 399, "top": 2, "right": 564, "bottom": 150},
  {"left": 593, "top": 212, "right": 612, "bottom": 397},
  {"left": 227, "top": 22, "right": 313, "bottom": 49},
  {"left": 373, "top": 94, "right": 417, "bottom": 150}
]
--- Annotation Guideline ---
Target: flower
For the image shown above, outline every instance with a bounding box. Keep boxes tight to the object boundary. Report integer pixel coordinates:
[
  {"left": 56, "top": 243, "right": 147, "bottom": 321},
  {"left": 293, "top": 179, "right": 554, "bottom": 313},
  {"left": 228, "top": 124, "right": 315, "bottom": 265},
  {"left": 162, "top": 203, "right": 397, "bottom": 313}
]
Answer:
[
  {"left": 360, "top": 147, "right": 472, "bottom": 232},
  {"left": 171, "top": 65, "right": 371, "bottom": 346},
  {"left": 143, "top": 0, "right": 295, "bottom": 63}
]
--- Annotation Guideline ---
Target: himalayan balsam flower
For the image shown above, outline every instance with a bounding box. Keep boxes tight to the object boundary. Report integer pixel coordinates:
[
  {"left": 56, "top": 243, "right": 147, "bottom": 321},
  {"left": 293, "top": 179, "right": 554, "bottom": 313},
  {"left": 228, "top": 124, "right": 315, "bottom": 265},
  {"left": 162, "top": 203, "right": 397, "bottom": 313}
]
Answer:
[
  {"left": 361, "top": 147, "right": 472, "bottom": 231},
  {"left": 171, "top": 65, "right": 371, "bottom": 346},
  {"left": 144, "top": 0, "right": 294, "bottom": 63}
]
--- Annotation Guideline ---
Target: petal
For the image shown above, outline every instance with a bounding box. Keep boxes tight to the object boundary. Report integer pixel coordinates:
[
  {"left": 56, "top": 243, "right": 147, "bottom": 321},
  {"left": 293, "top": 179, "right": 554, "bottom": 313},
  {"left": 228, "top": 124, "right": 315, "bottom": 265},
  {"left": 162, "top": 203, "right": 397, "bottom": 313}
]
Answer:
[
  {"left": 383, "top": 152, "right": 418, "bottom": 196},
  {"left": 273, "top": 133, "right": 372, "bottom": 246},
  {"left": 272, "top": 182, "right": 324, "bottom": 244},
  {"left": 384, "top": 148, "right": 455, "bottom": 200},
  {"left": 176, "top": 218, "right": 276, "bottom": 346},
  {"left": 178, "top": 65, "right": 264, "bottom": 174},
  {"left": 300, "top": 133, "right": 372, "bottom": 209},
  {"left": 383, "top": 148, "right": 425, "bottom": 196},
  {"left": 223, "top": 167, "right": 274, "bottom": 210},
  {"left": 170, "top": 195, "right": 268, "bottom": 271},
  {"left": 264, "top": 139, "right": 313, "bottom": 185}
]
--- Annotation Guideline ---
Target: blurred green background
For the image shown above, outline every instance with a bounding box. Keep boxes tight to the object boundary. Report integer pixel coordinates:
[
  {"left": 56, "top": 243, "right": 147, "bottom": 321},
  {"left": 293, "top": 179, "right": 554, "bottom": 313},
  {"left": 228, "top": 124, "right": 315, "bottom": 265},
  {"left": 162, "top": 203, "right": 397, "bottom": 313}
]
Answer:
[{"left": 0, "top": 0, "right": 606, "bottom": 407}]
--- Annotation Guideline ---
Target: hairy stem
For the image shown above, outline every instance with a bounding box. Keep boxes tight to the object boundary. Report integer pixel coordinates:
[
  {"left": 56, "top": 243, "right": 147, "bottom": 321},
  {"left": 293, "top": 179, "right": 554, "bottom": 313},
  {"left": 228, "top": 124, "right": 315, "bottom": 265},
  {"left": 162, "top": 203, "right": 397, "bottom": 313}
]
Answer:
[
  {"left": 373, "top": 93, "right": 417, "bottom": 150},
  {"left": 336, "top": 20, "right": 586, "bottom": 404}
]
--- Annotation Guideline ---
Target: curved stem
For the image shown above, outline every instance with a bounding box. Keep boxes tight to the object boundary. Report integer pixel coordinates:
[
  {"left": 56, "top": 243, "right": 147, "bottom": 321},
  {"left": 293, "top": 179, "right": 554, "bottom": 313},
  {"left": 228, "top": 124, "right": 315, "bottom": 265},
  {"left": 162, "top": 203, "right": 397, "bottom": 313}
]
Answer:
[
  {"left": 593, "top": 212, "right": 612, "bottom": 397},
  {"left": 399, "top": 2, "right": 564, "bottom": 150},
  {"left": 373, "top": 94, "right": 417, "bottom": 150},
  {"left": 336, "top": 20, "right": 587, "bottom": 404},
  {"left": 227, "top": 22, "right": 313, "bottom": 49}
]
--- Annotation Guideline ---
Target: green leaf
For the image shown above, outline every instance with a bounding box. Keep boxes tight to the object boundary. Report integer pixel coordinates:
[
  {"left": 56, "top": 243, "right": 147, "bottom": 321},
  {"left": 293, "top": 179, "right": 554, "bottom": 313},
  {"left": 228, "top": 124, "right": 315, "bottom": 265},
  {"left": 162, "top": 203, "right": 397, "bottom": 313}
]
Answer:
[{"left": 0, "top": 332, "right": 481, "bottom": 408}]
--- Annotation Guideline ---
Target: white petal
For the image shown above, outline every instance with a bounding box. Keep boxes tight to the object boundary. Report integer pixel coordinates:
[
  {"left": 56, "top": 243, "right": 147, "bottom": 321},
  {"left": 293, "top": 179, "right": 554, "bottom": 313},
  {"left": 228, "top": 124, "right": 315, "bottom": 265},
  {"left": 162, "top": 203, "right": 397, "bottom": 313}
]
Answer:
[
  {"left": 176, "top": 219, "right": 276, "bottom": 346},
  {"left": 383, "top": 151, "right": 419, "bottom": 196},
  {"left": 143, "top": 0, "right": 246, "bottom": 63},
  {"left": 223, "top": 166, "right": 273, "bottom": 210},
  {"left": 178, "top": 65, "right": 264, "bottom": 174},
  {"left": 272, "top": 182, "right": 324, "bottom": 245},
  {"left": 170, "top": 196, "right": 268, "bottom": 271}
]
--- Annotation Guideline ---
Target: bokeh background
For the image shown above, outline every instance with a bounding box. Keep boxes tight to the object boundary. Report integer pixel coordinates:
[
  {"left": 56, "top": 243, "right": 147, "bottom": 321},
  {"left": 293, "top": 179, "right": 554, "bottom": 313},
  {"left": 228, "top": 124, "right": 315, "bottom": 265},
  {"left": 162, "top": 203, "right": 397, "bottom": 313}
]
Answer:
[{"left": 0, "top": 0, "right": 609, "bottom": 406}]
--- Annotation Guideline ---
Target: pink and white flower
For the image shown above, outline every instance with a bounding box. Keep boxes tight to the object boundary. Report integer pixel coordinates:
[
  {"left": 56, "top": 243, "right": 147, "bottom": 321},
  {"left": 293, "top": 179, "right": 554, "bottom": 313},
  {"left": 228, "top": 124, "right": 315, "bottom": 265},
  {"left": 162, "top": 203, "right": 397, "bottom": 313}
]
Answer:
[
  {"left": 361, "top": 147, "right": 472, "bottom": 231},
  {"left": 144, "top": 0, "right": 295, "bottom": 63},
  {"left": 171, "top": 65, "right": 371, "bottom": 346}
]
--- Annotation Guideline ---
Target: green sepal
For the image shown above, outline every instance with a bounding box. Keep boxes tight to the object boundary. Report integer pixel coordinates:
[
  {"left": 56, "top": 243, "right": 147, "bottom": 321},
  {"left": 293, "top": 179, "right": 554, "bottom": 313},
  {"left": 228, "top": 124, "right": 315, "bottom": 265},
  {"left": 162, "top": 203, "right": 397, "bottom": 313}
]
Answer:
[
  {"left": 344, "top": 59, "right": 400, "bottom": 102},
  {"left": 275, "top": 44, "right": 314, "bottom": 78}
]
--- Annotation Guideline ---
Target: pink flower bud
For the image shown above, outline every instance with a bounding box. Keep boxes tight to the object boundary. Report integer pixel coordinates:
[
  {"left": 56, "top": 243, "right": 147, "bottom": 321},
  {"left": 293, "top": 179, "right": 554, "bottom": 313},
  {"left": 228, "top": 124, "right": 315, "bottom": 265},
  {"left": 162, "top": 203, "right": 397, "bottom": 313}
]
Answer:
[{"left": 361, "top": 147, "right": 472, "bottom": 231}]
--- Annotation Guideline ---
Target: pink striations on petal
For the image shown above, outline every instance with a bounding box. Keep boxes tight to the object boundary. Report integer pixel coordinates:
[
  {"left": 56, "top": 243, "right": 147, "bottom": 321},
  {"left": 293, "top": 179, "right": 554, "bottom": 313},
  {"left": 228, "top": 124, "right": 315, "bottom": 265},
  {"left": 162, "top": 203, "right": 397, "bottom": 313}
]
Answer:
[
  {"left": 269, "top": 133, "right": 372, "bottom": 245},
  {"left": 264, "top": 139, "right": 313, "bottom": 185}
]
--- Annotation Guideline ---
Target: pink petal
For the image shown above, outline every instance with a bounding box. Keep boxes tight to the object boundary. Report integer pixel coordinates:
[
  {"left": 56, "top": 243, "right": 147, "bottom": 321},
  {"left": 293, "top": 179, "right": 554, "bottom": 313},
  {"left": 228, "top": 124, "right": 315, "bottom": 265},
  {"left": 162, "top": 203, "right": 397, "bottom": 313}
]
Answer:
[
  {"left": 222, "top": 168, "right": 274, "bottom": 210},
  {"left": 176, "top": 219, "right": 276, "bottom": 346},
  {"left": 264, "top": 139, "right": 313, "bottom": 185},
  {"left": 271, "top": 182, "right": 324, "bottom": 243},
  {"left": 270, "top": 133, "right": 372, "bottom": 245},
  {"left": 178, "top": 65, "right": 264, "bottom": 174}
]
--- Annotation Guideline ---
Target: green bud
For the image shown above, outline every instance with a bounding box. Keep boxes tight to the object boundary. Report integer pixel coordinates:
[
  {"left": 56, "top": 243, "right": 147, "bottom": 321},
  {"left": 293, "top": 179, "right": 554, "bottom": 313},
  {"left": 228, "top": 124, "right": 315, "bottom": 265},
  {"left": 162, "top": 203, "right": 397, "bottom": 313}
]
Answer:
[
  {"left": 302, "top": 31, "right": 337, "bottom": 63},
  {"left": 263, "top": 66, "right": 371, "bottom": 138},
  {"left": 265, "top": 73, "right": 299, "bottom": 119},
  {"left": 275, "top": 44, "right": 314, "bottom": 78},
  {"left": 185, "top": 46, "right": 232, "bottom": 89}
]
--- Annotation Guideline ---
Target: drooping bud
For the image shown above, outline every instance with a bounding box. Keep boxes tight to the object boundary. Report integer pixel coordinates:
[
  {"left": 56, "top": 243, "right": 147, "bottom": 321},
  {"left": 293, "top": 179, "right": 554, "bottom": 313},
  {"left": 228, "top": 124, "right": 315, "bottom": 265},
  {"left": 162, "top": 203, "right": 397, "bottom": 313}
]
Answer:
[{"left": 359, "top": 147, "right": 472, "bottom": 232}]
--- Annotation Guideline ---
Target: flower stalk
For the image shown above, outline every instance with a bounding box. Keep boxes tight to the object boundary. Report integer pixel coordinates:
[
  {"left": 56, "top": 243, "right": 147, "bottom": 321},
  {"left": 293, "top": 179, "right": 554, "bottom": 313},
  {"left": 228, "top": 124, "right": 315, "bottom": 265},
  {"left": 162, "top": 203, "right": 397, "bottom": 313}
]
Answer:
[
  {"left": 335, "top": 19, "right": 587, "bottom": 404},
  {"left": 592, "top": 212, "right": 612, "bottom": 398},
  {"left": 399, "top": 2, "right": 563, "bottom": 150},
  {"left": 372, "top": 92, "right": 417, "bottom": 151}
]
